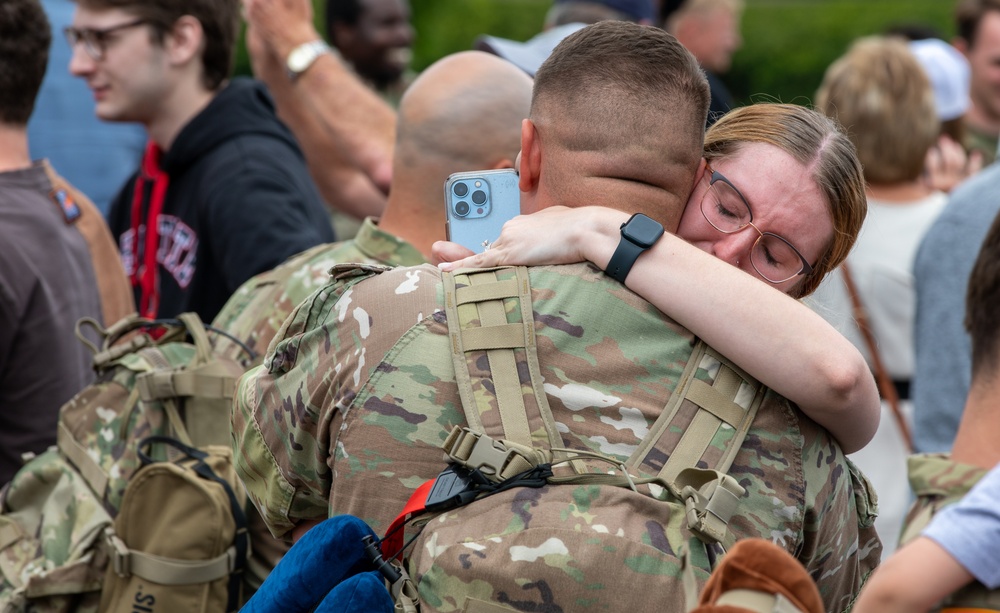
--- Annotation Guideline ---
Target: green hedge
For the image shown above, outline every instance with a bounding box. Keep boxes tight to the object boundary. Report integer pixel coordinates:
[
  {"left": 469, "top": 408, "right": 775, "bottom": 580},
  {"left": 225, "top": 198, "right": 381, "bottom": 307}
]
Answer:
[
  {"left": 729, "top": 1, "right": 954, "bottom": 107},
  {"left": 235, "top": 0, "right": 954, "bottom": 109}
]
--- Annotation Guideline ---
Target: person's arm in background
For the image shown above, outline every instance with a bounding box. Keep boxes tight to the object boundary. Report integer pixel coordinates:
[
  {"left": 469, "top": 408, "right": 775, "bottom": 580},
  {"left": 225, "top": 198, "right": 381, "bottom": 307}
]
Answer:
[
  {"left": 436, "top": 206, "right": 880, "bottom": 453},
  {"left": 853, "top": 462, "right": 1000, "bottom": 612},
  {"left": 243, "top": 0, "right": 396, "bottom": 202},
  {"left": 851, "top": 537, "right": 974, "bottom": 613},
  {"left": 245, "top": 27, "right": 387, "bottom": 220}
]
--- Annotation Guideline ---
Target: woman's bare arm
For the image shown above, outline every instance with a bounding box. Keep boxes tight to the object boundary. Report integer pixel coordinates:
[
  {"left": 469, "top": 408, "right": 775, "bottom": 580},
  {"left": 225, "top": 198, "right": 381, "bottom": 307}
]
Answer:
[{"left": 436, "top": 206, "right": 880, "bottom": 452}]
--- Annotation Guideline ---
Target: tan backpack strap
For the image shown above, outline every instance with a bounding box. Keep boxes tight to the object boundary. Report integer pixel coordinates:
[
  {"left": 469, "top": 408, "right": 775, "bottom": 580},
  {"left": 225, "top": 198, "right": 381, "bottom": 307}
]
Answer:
[
  {"left": 135, "top": 370, "right": 237, "bottom": 401},
  {"left": 107, "top": 530, "right": 239, "bottom": 585},
  {"left": 177, "top": 312, "right": 214, "bottom": 366},
  {"left": 443, "top": 267, "right": 562, "bottom": 453},
  {"left": 629, "top": 343, "right": 763, "bottom": 483},
  {"left": 58, "top": 421, "right": 110, "bottom": 500},
  {"left": 627, "top": 342, "right": 764, "bottom": 546}
]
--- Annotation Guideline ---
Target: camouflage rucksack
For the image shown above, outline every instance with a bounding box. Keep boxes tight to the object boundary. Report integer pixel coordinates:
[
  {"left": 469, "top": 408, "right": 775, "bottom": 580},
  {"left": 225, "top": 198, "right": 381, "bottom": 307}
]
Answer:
[
  {"left": 0, "top": 314, "right": 250, "bottom": 613},
  {"left": 372, "top": 267, "right": 767, "bottom": 612},
  {"left": 900, "top": 454, "right": 1000, "bottom": 612}
]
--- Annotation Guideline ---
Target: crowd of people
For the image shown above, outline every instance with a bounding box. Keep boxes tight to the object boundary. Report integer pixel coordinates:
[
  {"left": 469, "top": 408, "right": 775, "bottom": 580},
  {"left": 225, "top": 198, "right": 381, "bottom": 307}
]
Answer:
[{"left": 2, "top": 0, "right": 1000, "bottom": 611}]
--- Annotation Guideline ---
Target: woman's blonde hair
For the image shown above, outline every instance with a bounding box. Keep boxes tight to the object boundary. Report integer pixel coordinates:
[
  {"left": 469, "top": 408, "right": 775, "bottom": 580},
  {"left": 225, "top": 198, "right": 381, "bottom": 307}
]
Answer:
[
  {"left": 815, "top": 36, "right": 939, "bottom": 185},
  {"left": 704, "top": 103, "right": 867, "bottom": 298}
]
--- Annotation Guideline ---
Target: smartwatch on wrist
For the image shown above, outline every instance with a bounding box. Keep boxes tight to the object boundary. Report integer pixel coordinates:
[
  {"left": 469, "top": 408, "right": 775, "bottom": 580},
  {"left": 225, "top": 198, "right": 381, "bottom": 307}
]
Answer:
[
  {"left": 604, "top": 213, "right": 664, "bottom": 284},
  {"left": 286, "top": 40, "right": 335, "bottom": 81}
]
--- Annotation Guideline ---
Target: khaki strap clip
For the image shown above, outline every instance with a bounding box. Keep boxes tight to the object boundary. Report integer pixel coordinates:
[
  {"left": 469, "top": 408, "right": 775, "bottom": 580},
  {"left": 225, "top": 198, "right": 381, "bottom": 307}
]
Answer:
[
  {"left": 443, "top": 427, "right": 545, "bottom": 482},
  {"left": 677, "top": 467, "right": 745, "bottom": 545}
]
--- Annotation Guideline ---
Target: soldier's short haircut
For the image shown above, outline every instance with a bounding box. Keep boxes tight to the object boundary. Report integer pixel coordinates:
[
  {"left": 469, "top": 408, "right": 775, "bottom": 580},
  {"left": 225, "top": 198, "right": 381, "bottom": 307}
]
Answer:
[
  {"left": 532, "top": 20, "right": 709, "bottom": 160},
  {"left": 0, "top": 0, "right": 51, "bottom": 126},
  {"left": 966, "top": 208, "right": 1000, "bottom": 382},
  {"left": 956, "top": 0, "right": 1000, "bottom": 48},
  {"left": 74, "top": 0, "right": 239, "bottom": 91}
]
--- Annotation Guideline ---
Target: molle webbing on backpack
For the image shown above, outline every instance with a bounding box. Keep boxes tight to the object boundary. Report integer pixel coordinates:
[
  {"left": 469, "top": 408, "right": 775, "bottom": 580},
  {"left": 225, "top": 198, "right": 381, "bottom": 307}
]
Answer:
[
  {"left": 629, "top": 344, "right": 763, "bottom": 483},
  {"left": 443, "top": 267, "right": 563, "bottom": 465},
  {"left": 441, "top": 266, "right": 765, "bottom": 547}
]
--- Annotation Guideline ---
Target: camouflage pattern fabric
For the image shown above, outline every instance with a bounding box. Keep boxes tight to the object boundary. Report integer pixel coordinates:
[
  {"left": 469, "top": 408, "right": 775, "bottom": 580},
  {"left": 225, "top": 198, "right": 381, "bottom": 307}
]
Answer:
[
  {"left": 233, "top": 262, "right": 881, "bottom": 613},
  {"left": 212, "top": 218, "right": 424, "bottom": 585},
  {"left": 0, "top": 450, "right": 107, "bottom": 613},
  {"left": 212, "top": 217, "right": 425, "bottom": 368},
  {"left": 900, "top": 453, "right": 1000, "bottom": 611}
]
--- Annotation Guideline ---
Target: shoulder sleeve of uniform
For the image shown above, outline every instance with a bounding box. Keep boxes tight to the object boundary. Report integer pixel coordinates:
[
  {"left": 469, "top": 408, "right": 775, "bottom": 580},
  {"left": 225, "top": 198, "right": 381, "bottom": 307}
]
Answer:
[
  {"left": 232, "top": 365, "right": 308, "bottom": 540},
  {"left": 232, "top": 263, "right": 402, "bottom": 537},
  {"left": 798, "top": 418, "right": 881, "bottom": 613},
  {"left": 923, "top": 463, "right": 1000, "bottom": 589}
]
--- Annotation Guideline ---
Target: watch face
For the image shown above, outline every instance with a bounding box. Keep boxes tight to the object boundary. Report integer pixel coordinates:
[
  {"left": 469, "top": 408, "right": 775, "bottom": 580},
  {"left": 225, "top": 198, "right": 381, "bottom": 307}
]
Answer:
[
  {"left": 288, "top": 42, "right": 328, "bottom": 74},
  {"left": 288, "top": 46, "right": 315, "bottom": 73},
  {"left": 624, "top": 214, "right": 664, "bottom": 247}
]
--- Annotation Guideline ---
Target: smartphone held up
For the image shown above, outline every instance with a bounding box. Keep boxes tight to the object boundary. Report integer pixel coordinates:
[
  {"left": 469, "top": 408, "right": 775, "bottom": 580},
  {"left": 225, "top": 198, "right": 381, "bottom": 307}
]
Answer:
[{"left": 444, "top": 168, "right": 520, "bottom": 253}]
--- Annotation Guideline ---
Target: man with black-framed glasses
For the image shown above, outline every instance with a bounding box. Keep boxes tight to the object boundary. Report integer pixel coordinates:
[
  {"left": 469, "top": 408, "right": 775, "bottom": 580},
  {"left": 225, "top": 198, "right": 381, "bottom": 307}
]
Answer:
[{"left": 66, "top": 0, "right": 333, "bottom": 324}]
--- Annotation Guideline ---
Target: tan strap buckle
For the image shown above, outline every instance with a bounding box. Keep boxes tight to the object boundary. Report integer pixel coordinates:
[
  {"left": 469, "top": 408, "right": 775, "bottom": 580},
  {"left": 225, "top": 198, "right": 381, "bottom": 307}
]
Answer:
[
  {"left": 679, "top": 471, "right": 744, "bottom": 544},
  {"left": 444, "top": 428, "right": 521, "bottom": 480},
  {"left": 107, "top": 530, "right": 131, "bottom": 577}
]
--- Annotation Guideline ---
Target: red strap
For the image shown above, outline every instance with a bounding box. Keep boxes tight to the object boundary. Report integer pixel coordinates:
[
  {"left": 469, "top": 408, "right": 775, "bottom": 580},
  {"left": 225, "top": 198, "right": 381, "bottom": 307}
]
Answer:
[
  {"left": 382, "top": 479, "right": 435, "bottom": 560},
  {"left": 130, "top": 142, "right": 169, "bottom": 319}
]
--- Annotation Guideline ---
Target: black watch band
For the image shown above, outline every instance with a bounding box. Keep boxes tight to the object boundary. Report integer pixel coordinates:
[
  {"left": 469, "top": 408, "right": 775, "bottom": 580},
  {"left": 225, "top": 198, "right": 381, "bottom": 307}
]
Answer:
[{"left": 605, "top": 213, "right": 664, "bottom": 284}]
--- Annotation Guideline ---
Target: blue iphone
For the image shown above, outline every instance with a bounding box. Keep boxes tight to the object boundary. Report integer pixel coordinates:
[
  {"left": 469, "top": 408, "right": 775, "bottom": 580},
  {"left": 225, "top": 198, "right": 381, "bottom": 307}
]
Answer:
[{"left": 444, "top": 169, "right": 521, "bottom": 253}]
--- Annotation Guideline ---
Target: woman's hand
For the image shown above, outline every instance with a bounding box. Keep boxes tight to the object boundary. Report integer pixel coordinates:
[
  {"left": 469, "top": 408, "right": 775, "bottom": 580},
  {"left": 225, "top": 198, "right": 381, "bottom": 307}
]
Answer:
[{"left": 435, "top": 206, "right": 624, "bottom": 271}]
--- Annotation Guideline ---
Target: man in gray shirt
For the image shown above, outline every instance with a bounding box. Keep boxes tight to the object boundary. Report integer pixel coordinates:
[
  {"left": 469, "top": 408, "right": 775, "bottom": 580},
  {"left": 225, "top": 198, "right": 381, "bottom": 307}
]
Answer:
[
  {"left": 912, "top": 162, "right": 1000, "bottom": 452},
  {"left": 0, "top": 0, "right": 122, "bottom": 484}
]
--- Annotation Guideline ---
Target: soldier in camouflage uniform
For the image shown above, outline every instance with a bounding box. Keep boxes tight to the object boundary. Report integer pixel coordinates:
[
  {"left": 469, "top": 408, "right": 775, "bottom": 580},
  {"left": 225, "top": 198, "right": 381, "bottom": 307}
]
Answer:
[
  {"left": 212, "top": 50, "right": 530, "bottom": 586},
  {"left": 234, "top": 22, "right": 879, "bottom": 612},
  {"left": 853, "top": 208, "right": 1000, "bottom": 612},
  {"left": 211, "top": 50, "right": 532, "bottom": 367}
]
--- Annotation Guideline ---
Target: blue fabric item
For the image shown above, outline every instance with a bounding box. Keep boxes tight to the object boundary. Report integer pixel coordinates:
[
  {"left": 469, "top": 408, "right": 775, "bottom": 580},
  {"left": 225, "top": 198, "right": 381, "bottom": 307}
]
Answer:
[
  {"left": 912, "top": 163, "right": 1000, "bottom": 452},
  {"left": 923, "top": 463, "right": 1000, "bottom": 589},
  {"left": 316, "top": 571, "right": 394, "bottom": 612},
  {"left": 29, "top": 0, "right": 147, "bottom": 215},
  {"left": 240, "top": 515, "right": 392, "bottom": 613}
]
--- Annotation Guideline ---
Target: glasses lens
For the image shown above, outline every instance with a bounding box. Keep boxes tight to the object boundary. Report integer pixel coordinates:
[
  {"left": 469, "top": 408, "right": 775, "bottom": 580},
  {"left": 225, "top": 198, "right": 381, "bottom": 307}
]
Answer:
[
  {"left": 752, "top": 234, "right": 804, "bottom": 283},
  {"left": 702, "top": 177, "right": 751, "bottom": 233},
  {"left": 84, "top": 32, "right": 104, "bottom": 60},
  {"left": 65, "top": 27, "right": 102, "bottom": 60}
]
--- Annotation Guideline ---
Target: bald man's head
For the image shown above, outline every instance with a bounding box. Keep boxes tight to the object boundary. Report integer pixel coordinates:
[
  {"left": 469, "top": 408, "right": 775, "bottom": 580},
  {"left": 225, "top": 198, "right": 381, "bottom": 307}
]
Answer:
[{"left": 393, "top": 51, "right": 533, "bottom": 181}]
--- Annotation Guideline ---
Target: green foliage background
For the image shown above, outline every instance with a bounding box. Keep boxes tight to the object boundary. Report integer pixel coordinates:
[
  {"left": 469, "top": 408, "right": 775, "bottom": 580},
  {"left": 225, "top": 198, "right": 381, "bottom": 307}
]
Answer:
[{"left": 236, "top": 0, "right": 955, "bottom": 109}]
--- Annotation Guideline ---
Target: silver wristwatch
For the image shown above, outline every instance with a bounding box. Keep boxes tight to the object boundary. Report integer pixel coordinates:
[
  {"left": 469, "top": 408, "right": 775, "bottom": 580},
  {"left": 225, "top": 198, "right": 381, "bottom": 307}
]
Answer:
[{"left": 286, "top": 40, "right": 334, "bottom": 81}]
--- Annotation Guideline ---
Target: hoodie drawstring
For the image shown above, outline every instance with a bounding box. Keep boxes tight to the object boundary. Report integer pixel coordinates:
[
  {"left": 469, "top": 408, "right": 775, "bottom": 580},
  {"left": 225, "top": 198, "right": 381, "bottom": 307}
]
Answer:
[{"left": 129, "top": 142, "right": 170, "bottom": 319}]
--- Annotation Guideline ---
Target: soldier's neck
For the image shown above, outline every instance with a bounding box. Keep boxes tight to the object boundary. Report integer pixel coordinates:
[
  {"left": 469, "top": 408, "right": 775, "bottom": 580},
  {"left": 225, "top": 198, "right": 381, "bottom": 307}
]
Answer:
[
  {"left": 378, "top": 192, "right": 445, "bottom": 261},
  {"left": 950, "top": 379, "right": 1000, "bottom": 468}
]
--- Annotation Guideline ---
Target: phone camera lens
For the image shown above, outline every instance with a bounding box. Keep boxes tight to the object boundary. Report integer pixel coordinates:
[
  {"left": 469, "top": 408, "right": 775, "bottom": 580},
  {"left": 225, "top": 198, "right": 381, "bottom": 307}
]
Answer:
[
  {"left": 453, "top": 182, "right": 469, "bottom": 197},
  {"left": 471, "top": 190, "right": 487, "bottom": 205},
  {"left": 455, "top": 201, "right": 470, "bottom": 217}
]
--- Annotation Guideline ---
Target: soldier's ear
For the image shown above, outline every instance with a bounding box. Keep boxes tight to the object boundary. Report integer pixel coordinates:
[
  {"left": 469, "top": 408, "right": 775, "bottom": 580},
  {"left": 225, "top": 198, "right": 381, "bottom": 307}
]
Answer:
[{"left": 519, "top": 119, "right": 541, "bottom": 193}]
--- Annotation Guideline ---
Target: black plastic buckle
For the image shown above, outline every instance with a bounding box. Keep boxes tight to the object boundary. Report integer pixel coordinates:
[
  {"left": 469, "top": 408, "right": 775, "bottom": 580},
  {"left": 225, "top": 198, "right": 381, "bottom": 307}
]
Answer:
[{"left": 424, "top": 464, "right": 490, "bottom": 513}]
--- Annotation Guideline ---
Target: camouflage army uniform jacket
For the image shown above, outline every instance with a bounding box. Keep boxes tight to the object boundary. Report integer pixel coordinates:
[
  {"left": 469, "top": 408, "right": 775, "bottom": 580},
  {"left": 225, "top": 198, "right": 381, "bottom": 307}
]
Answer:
[
  {"left": 900, "top": 453, "right": 998, "bottom": 610},
  {"left": 212, "top": 217, "right": 425, "bottom": 367},
  {"left": 234, "top": 262, "right": 880, "bottom": 612}
]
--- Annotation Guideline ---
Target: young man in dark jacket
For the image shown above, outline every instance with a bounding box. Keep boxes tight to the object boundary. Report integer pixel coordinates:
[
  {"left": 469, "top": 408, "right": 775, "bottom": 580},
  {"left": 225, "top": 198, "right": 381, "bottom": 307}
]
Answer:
[{"left": 68, "top": 0, "right": 334, "bottom": 322}]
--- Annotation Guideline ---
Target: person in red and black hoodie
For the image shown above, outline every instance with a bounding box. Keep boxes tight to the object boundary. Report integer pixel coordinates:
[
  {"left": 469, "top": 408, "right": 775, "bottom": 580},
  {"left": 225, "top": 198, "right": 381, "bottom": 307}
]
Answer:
[{"left": 68, "top": 0, "right": 334, "bottom": 322}]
